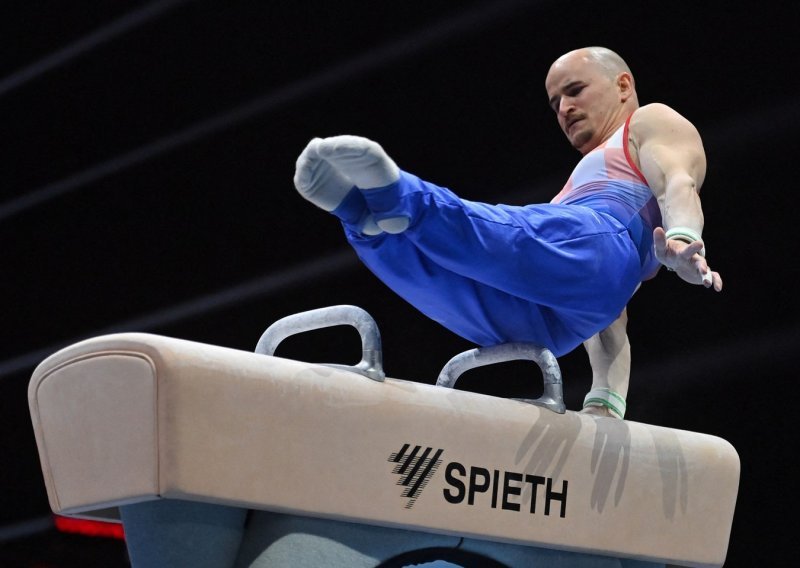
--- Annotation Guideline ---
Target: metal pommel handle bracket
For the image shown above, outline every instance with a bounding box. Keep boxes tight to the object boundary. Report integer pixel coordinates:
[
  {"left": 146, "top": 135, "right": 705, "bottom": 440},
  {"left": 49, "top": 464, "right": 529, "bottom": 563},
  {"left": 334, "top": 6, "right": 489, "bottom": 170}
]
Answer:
[
  {"left": 436, "top": 343, "right": 565, "bottom": 414},
  {"left": 255, "top": 305, "right": 385, "bottom": 382}
]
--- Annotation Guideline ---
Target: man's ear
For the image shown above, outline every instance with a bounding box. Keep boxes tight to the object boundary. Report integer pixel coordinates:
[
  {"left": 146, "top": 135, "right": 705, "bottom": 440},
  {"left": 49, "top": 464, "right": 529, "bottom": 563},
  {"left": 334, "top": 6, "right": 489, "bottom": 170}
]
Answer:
[{"left": 617, "top": 72, "right": 634, "bottom": 102}]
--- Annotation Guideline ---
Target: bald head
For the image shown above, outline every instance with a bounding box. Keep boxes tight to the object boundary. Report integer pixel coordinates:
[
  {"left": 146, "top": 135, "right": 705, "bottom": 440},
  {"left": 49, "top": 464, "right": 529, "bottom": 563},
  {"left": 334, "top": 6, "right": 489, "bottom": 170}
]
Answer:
[
  {"left": 545, "top": 47, "right": 639, "bottom": 154},
  {"left": 556, "top": 47, "right": 633, "bottom": 81},
  {"left": 576, "top": 47, "right": 633, "bottom": 80}
]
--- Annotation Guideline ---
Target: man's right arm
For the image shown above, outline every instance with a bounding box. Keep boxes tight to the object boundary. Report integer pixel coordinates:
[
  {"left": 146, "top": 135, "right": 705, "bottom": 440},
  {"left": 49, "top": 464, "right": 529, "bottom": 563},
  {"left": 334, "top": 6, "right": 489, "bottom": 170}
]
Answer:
[{"left": 630, "top": 103, "right": 722, "bottom": 291}]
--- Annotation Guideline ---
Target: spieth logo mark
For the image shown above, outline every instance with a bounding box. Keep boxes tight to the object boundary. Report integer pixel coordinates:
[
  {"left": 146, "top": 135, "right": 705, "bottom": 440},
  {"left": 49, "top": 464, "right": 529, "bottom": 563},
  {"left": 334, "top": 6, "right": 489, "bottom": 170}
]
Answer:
[{"left": 388, "top": 444, "right": 444, "bottom": 509}]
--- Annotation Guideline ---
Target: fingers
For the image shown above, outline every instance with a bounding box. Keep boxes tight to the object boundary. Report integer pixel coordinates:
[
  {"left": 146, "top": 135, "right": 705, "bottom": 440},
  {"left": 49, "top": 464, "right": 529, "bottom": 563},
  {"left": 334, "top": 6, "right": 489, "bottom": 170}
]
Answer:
[
  {"left": 700, "top": 268, "right": 723, "bottom": 292},
  {"left": 693, "top": 256, "right": 711, "bottom": 285},
  {"left": 679, "top": 240, "right": 705, "bottom": 261},
  {"left": 694, "top": 257, "right": 723, "bottom": 292},
  {"left": 654, "top": 228, "right": 722, "bottom": 291},
  {"left": 687, "top": 241, "right": 723, "bottom": 292},
  {"left": 697, "top": 257, "right": 722, "bottom": 291},
  {"left": 711, "top": 271, "right": 723, "bottom": 292},
  {"left": 652, "top": 227, "right": 667, "bottom": 260}
]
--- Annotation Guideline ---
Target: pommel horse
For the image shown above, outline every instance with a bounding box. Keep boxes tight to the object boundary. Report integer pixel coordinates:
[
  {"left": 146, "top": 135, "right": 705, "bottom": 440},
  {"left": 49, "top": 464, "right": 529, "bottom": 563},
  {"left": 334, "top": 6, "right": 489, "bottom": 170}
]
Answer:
[{"left": 28, "top": 306, "right": 739, "bottom": 567}]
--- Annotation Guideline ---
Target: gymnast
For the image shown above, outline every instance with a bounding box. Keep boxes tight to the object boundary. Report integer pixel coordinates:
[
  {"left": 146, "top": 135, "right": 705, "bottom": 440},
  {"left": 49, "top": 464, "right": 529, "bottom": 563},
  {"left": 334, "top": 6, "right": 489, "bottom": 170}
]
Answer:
[
  {"left": 293, "top": 46, "right": 723, "bottom": 420},
  {"left": 120, "top": 46, "right": 713, "bottom": 568}
]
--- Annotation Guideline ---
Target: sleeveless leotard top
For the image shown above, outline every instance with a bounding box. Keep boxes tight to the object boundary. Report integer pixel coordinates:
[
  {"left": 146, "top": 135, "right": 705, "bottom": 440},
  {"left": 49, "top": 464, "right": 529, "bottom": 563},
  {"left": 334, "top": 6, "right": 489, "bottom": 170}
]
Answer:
[{"left": 551, "top": 114, "right": 662, "bottom": 280}]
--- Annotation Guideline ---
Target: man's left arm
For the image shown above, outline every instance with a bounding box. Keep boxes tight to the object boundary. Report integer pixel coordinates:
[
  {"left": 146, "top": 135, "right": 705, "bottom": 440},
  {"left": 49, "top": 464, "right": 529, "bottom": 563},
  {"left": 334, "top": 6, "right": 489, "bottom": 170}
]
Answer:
[
  {"left": 631, "top": 103, "right": 723, "bottom": 291},
  {"left": 582, "top": 308, "right": 630, "bottom": 419}
]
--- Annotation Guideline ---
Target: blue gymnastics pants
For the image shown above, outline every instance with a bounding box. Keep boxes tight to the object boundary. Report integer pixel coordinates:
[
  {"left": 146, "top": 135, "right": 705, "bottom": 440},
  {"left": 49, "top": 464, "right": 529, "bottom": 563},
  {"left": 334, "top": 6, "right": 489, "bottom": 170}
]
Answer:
[{"left": 335, "top": 171, "right": 642, "bottom": 357}]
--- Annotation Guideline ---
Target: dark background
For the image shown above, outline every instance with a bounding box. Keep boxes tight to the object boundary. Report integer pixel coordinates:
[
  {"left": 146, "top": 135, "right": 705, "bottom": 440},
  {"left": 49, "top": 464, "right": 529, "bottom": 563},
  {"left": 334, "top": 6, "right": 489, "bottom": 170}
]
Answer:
[{"left": 1, "top": 1, "right": 797, "bottom": 566}]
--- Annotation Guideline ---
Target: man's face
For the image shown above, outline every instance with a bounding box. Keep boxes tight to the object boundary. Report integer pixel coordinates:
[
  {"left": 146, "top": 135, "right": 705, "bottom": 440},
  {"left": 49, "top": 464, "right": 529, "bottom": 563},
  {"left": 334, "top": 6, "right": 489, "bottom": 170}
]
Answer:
[{"left": 545, "top": 54, "right": 621, "bottom": 154}]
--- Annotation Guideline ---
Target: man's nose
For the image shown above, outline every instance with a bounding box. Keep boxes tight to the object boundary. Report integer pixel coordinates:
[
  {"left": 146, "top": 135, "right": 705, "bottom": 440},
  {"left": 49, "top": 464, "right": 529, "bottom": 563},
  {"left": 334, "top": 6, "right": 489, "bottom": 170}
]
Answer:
[{"left": 558, "top": 97, "right": 574, "bottom": 116}]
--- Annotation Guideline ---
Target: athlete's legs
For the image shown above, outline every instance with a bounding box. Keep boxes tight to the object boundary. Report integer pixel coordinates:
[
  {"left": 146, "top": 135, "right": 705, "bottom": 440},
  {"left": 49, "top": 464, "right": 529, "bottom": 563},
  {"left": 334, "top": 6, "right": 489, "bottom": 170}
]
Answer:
[
  {"left": 308, "top": 136, "right": 639, "bottom": 312},
  {"left": 345, "top": 227, "right": 568, "bottom": 351},
  {"left": 342, "top": 173, "right": 640, "bottom": 354},
  {"left": 357, "top": 172, "right": 640, "bottom": 310},
  {"left": 294, "top": 136, "right": 641, "bottom": 355}
]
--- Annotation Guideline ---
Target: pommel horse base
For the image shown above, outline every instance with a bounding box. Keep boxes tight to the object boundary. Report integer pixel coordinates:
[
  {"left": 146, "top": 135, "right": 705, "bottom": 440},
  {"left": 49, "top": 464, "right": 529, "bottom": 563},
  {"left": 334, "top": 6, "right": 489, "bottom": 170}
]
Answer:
[{"left": 28, "top": 306, "right": 739, "bottom": 567}]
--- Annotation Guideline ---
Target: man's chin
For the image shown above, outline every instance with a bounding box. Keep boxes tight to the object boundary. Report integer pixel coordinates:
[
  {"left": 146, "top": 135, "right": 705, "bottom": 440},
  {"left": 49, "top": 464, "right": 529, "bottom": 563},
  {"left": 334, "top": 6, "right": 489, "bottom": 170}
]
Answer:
[{"left": 570, "top": 131, "right": 594, "bottom": 154}]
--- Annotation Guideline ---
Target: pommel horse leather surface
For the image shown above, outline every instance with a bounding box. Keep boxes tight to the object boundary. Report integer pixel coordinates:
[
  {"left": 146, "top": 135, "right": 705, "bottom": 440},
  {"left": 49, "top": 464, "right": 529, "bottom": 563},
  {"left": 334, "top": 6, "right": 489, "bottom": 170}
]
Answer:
[{"left": 28, "top": 333, "right": 739, "bottom": 567}]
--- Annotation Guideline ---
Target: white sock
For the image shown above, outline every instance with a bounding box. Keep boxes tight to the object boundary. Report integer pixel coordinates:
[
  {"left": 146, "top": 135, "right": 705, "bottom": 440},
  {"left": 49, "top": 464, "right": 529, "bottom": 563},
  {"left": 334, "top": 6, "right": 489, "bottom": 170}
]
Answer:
[
  {"left": 318, "top": 136, "right": 409, "bottom": 233},
  {"left": 376, "top": 217, "right": 410, "bottom": 233},
  {"left": 293, "top": 138, "right": 355, "bottom": 211},
  {"left": 316, "top": 135, "right": 400, "bottom": 190}
]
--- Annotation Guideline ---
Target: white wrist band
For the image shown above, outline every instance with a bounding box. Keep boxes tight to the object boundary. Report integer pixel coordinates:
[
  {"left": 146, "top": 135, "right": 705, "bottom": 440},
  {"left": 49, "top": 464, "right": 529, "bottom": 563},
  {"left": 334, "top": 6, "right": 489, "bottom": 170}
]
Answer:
[
  {"left": 583, "top": 388, "right": 626, "bottom": 419},
  {"left": 664, "top": 226, "right": 706, "bottom": 257}
]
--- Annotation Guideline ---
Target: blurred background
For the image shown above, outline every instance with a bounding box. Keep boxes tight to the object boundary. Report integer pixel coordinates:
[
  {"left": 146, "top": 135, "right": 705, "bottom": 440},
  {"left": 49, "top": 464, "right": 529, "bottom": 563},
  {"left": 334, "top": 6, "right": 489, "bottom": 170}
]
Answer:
[{"left": 1, "top": 1, "right": 797, "bottom": 566}]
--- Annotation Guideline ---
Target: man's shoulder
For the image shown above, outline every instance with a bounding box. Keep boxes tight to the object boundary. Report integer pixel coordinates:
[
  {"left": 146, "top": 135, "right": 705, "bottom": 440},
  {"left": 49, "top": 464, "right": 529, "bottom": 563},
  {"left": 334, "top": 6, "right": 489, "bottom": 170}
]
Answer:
[
  {"left": 630, "top": 103, "right": 700, "bottom": 142},
  {"left": 632, "top": 103, "right": 686, "bottom": 126}
]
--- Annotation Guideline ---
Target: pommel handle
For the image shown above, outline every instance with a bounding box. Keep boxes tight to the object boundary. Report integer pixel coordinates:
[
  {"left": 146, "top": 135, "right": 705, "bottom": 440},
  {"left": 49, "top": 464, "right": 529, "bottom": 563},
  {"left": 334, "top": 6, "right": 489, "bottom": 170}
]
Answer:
[
  {"left": 436, "top": 343, "right": 564, "bottom": 413},
  {"left": 256, "top": 305, "right": 384, "bottom": 382}
]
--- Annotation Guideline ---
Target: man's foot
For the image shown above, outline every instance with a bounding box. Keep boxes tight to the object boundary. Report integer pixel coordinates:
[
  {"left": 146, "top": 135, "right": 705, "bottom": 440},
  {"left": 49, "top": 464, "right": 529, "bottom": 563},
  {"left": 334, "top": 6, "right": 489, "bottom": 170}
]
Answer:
[
  {"left": 295, "top": 135, "right": 409, "bottom": 234},
  {"left": 317, "top": 135, "right": 409, "bottom": 233},
  {"left": 294, "top": 138, "right": 383, "bottom": 235},
  {"left": 316, "top": 135, "right": 400, "bottom": 190},
  {"left": 294, "top": 138, "right": 355, "bottom": 211}
]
